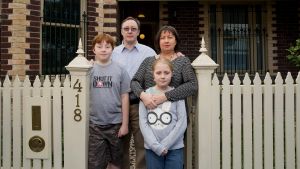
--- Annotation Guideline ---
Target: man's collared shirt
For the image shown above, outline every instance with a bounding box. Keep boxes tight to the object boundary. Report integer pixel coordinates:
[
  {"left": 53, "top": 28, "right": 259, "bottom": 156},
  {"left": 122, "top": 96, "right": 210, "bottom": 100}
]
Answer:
[{"left": 112, "top": 42, "right": 156, "bottom": 79}]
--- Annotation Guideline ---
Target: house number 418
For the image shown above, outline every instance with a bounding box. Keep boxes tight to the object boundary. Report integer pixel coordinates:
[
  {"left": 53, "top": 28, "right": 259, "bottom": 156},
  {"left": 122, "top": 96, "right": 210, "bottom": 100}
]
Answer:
[{"left": 73, "top": 79, "right": 82, "bottom": 122}]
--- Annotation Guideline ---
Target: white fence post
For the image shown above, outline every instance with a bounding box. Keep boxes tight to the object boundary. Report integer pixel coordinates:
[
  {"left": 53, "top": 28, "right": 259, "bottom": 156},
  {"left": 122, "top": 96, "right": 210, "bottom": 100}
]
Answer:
[
  {"left": 191, "top": 38, "right": 218, "bottom": 169},
  {"left": 64, "top": 39, "right": 92, "bottom": 169}
]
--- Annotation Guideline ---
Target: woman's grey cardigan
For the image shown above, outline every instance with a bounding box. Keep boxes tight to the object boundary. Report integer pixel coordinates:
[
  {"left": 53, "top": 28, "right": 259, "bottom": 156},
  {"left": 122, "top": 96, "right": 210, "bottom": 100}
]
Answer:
[{"left": 131, "top": 56, "right": 198, "bottom": 101}]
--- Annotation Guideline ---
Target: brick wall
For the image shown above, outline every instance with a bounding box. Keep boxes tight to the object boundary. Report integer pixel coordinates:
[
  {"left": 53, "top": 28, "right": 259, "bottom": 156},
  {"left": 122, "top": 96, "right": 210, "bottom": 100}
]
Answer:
[
  {"left": 273, "top": 1, "right": 300, "bottom": 75},
  {"left": 1, "top": 0, "right": 13, "bottom": 78},
  {"left": 86, "top": 0, "right": 117, "bottom": 60},
  {"left": 162, "top": 2, "right": 202, "bottom": 61},
  {"left": 87, "top": 0, "right": 102, "bottom": 60},
  {"left": 0, "top": 0, "right": 40, "bottom": 80},
  {"left": 25, "top": 0, "right": 40, "bottom": 76}
]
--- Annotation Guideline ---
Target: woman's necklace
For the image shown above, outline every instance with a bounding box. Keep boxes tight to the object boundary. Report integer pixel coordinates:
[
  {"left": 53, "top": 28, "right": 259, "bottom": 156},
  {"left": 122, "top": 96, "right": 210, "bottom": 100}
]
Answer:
[{"left": 159, "top": 53, "right": 176, "bottom": 60}]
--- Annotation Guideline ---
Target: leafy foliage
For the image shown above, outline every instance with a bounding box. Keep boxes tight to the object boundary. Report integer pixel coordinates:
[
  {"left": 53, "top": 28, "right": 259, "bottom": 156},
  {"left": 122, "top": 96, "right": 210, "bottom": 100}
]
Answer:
[{"left": 286, "top": 39, "right": 300, "bottom": 67}]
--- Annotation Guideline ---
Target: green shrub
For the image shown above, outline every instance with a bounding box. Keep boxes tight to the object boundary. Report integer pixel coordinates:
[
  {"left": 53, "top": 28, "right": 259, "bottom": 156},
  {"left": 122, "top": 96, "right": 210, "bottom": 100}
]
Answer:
[{"left": 286, "top": 38, "right": 300, "bottom": 67}]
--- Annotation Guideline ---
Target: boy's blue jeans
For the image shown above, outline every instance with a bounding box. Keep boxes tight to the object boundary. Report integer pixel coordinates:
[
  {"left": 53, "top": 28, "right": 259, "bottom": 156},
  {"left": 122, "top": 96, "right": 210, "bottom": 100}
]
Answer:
[{"left": 145, "top": 148, "right": 184, "bottom": 169}]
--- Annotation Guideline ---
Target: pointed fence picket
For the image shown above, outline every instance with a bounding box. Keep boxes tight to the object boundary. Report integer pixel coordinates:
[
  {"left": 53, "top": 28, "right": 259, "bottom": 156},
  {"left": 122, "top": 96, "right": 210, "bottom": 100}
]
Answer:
[
  {"left": 253, "top": 73, "right": 263, "bottom": 169},
  {"left": 3, "top": 76, "right": 12, "bottom": 169},
  {"left": 197, "top": 71, "right": 300, "bottom": 169},
  {"left": 264, "top": 73, "right": 273, "bottom": 169},
  {"left": 0, "top": 75, "right": 67, "bottom": 169},
  {"left": 242, "top": 73, "right": 252, "bottom": 169},
  {"left": 13, "top": 76, "right": 22, "bottom": 169}
]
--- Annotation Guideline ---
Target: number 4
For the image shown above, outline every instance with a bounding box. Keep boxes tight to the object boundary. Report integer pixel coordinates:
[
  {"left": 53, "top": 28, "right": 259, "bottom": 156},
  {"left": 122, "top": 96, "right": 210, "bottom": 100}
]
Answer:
[{"left": 73, "top": 79, "right": 82, "bottom": 92}]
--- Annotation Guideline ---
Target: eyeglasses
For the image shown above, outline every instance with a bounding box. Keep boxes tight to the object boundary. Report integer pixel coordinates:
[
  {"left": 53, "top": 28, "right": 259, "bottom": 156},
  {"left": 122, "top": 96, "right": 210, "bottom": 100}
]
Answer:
[
  {"left": 122, "top": 27, "right": 138, "bottom": 33},
  {"left": 147, "top": 111, "right": 172, "bottom": 125}
]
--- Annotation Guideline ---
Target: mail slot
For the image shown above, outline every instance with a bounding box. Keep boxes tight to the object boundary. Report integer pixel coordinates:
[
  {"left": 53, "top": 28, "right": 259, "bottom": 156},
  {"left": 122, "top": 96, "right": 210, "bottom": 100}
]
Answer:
[
  {"left": 24, "top": 96, "right": 50, "bottom": 159},
  {"left": 32, "top": 106, "right": 41, "bottom": 131}
]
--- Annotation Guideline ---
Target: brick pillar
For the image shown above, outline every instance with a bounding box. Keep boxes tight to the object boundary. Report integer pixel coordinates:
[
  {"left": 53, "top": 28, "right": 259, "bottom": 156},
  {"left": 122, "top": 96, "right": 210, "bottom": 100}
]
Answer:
[
  {"left": 86, "top": 0, "right": 117, "bottom": 60},
  {"left": 0, "top": 0, "right": 13, "bottom": 78},
  {"left": 103, "top": 0, "right": 117, "bottom": 36},
  {"left": 87, "top": 0, "right": 102, "bottom": 60},
  {"left": 0, "top": 0, "right": 41, "bottom": 80},
  {"left": 25, "top": 0, "right": 41, "bottom": 77}
]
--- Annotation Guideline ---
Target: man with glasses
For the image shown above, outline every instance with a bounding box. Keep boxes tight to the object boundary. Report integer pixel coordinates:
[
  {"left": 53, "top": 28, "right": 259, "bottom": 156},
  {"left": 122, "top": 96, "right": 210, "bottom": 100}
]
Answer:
[{"left": 112, "top": 16, "right": 156, "bottom": 169}]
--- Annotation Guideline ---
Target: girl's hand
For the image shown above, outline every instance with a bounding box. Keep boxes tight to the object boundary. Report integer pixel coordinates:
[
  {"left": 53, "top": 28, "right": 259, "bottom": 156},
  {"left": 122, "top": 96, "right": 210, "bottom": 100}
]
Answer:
[
  {"left": 161, "top": 149, "right": 168, "bottom": 156},
  {"left": 140, "top": 92, "right": 158, "bottom": 109},
  {"left": 152, "top": 93, "right": 167, "bottom": 105},
  {"left": 118, "top": 124, "right": 128, "bottom": 137}
]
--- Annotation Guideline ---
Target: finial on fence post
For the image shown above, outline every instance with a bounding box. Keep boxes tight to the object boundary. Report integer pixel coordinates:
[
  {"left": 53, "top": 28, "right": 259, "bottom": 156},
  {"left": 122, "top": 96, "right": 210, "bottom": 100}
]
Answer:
[
  {"left": 65, "top": 38, "right": 91, "bottom": 70},
  {"left": 192, "top": 37, "right": 218, "bottom": 68},
  {"left": 191, "top": 36, "right": 218, "bottom": 169},
  {"left": 76, "top": 38, "right": 85, "bottom": 57},
  {"left": 199, "top": 37, "right": 208, "bottom": 53}
]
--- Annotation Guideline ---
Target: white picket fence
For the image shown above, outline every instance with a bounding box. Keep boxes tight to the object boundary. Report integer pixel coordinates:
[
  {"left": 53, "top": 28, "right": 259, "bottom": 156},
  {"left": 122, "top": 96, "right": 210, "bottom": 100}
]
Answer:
[
  {"left": 192, "top": 38, "right": 300, "bottom": 169},
  {"left": 0, "top": 40, "right": 91, "bottom": 169},
  {"left": 0, "top": 38, "right": 299, "bottom": 169},
  {"left": 209, "top": 72, "right": 299, "bottom": 169},
  {"left": 0, "top": 75, "right": 65, "bottom": 169}
]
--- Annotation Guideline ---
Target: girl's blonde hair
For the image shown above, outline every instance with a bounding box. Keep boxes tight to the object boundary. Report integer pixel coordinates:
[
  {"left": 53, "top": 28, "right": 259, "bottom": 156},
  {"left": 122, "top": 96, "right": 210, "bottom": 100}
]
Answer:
[{"left": 152, "top": 58, "right": 173, "bottom": 72}]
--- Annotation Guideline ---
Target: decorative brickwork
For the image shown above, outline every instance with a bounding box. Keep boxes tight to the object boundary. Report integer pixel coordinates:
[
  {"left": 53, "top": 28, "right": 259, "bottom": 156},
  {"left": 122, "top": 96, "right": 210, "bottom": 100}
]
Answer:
[
  {"left": 0, "top": 0, "right": 40, "bottom": 80},
  {"left": 1, "top": 0, "right": 13, "bottom": 77},
  {"left": 86, "top": 0, "right": 117, "bottom": 60},
  {"left": 103, "top": 0, "right": 117, "bottom": 36},
  {"left": 25, "top": 0, "right": 40, "bottom": 77},
  {"left": 87, "top": 0, "right": 102, "bottom": 60},
  {"left": 272, "top": 1, "right": 300, "bottom": 75}
]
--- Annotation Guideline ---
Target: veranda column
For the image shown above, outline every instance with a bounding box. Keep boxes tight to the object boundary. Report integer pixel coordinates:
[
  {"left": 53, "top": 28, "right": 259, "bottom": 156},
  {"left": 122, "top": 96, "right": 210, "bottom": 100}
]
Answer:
[
  {"left": 191, "top": 38, "right": 218, "bottom": 169},
  {"left": 64, "top": 39, "right": 92, "bottom": 169}
]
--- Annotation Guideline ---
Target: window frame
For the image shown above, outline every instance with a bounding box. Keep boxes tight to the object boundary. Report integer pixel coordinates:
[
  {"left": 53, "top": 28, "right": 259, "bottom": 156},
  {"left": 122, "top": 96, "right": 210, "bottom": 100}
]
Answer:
[
  {"left": 40, "top": 0, "right": 86, "bottom": 75},
  {"left": 209, "top": 3, "right": 267, "bottom": 75}
]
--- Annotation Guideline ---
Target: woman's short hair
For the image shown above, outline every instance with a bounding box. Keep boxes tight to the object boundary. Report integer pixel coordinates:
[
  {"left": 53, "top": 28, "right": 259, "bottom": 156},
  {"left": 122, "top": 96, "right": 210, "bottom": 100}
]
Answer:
[
  {"left": 92, "top": 33, "right": 115, "bottom": 49},
  {"left": 154, "top": 25, "right": 180, "bottom": 53}
]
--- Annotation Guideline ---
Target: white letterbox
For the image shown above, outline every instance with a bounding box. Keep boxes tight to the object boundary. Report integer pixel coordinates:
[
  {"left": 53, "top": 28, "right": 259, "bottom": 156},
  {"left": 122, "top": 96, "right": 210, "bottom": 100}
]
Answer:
[{"left": 24, "top": 96, "right": 51, "bottom": 159}]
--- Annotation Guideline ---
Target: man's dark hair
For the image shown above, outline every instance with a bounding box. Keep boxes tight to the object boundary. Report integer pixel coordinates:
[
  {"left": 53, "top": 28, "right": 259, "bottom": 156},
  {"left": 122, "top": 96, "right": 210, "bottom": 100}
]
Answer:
[{"left": 121, "top": 17, "right": 141, "bottom": 30}]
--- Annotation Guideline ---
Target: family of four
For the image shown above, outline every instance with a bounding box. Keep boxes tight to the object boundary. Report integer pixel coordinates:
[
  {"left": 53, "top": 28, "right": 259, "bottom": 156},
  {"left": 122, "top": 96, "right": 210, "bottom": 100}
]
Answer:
[{"left": 87, "top": 17, "right": 198, "bottom": 169}]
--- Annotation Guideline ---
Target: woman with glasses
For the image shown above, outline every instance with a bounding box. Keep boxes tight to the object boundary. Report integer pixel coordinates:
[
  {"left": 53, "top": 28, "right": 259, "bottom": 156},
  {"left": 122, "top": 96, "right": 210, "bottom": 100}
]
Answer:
[{"left": 138, "top": 58, "right": 187, "bottom": 169}]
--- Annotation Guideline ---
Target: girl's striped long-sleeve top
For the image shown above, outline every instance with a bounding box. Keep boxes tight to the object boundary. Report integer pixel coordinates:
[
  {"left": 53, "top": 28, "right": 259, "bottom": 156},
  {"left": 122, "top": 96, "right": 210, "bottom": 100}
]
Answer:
[{"left": 131, "top": 55, "right": 198, "bottom": 101}]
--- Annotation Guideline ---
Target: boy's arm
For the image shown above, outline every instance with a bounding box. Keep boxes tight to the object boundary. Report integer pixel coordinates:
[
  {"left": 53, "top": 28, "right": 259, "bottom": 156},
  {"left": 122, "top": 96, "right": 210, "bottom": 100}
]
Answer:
[{"left": 118, "top": 92, "right": 129, "bottom": 137}]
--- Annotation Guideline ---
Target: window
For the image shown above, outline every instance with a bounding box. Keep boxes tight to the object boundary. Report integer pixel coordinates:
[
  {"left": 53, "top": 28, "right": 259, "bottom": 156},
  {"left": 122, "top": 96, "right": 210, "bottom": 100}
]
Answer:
[
  {"left": 210, "top": 5, "right": 266, "bottom": 75},
  {"left": 42, "top": 0, "right": 86, "bottom": 75}
]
